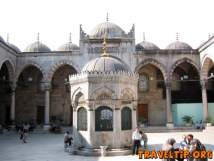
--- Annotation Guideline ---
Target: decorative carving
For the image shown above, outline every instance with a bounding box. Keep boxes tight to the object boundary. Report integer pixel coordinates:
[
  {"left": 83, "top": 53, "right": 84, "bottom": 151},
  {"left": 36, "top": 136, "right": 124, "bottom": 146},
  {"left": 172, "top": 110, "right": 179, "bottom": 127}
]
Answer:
[{"left": 138, "top": 75, "right": 149, "bottom": 91}]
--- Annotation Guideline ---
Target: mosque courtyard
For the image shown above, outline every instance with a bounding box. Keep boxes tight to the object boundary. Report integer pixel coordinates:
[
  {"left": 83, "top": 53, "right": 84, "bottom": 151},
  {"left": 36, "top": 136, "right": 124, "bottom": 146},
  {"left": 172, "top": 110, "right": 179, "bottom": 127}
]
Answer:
[{"left": 0, "top": 130, "right": 214, "bottom": 161}]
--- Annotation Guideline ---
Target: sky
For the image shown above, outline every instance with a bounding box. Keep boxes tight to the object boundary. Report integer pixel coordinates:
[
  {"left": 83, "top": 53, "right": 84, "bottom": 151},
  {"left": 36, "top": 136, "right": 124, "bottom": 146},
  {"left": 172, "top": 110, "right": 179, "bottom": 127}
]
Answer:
[{"left": 0, "top": 0, "right": 214, "bottom": 51}]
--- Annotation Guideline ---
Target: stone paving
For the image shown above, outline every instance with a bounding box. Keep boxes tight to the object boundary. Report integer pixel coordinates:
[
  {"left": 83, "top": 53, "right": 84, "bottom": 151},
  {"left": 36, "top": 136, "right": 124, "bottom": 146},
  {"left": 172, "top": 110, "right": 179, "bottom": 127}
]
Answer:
[{"left": 0, "top": 131, "right": 214, "bottom": 161}]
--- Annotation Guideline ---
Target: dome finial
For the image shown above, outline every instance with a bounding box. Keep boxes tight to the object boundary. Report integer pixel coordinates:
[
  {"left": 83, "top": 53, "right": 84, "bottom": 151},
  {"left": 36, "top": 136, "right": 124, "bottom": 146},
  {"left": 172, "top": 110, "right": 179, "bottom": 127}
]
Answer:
[
  {"left": 102, "top": 33, "right": 108, "bottom": 56},
  {"left": 37, "top": 32, "right": 40, "bottom": 42},
  {"left": 69, "top": 33, "right": 72, "bottom": 43},
  {"left": 176, "top": 32, "right": 179, "bottom": 41},
  {"left": 143, "top": 32, "right": 146, "bottom": 41},
  {"left": 7, "top": 33, "right": 9, "bottom": 43},
  {"left": 106, "top": 12, "right": 109, "bottom": 22}
]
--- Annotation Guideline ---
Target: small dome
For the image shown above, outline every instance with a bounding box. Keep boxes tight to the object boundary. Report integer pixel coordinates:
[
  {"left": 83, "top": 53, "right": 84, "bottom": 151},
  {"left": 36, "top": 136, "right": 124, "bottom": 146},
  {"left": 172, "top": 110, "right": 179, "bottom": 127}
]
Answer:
[
  {"left": 90, "top": 22, "right": 125, "bottom": 39},
  {"left": 57, "top": 42, "right": 79, "bottom": 51},
  {"left": 7, "top": 43, "right": 21, "bottom": 53},
  {"left": 166, "top": 41, "right": 192, "bottom": 50},
  {"left": 136, "top": 41, "right": 159, "bottom": 51},
  {"left": 82, "top": 54, "right": 132, "bottom": 73},
  {"left": 24, "top": 41, "right": 51, "bottom": 52}
]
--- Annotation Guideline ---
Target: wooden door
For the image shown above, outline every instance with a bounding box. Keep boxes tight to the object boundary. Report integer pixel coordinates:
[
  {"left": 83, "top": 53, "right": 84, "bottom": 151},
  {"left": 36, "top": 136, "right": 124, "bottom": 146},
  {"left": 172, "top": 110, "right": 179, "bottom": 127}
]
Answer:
[{"left": 137, "top": 104, "right": 148, "bottom": 124}]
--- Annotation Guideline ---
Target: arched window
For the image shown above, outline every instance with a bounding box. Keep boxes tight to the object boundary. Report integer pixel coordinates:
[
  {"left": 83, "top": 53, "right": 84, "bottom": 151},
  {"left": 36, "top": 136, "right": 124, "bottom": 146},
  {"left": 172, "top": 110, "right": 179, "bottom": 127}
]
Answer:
[
  {"left": 77, "top": 107, "right": 87, "bottom": 131},
  {"left": 121, "top": 107, "right": 132, "bottom": 130},
  {"left": 95, "top": 106, "right": 113, "bottom": 131}
]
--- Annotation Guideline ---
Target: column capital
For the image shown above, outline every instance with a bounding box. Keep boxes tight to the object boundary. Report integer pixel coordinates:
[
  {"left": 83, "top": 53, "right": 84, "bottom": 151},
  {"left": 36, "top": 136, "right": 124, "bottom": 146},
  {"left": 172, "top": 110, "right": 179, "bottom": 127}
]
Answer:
[
  {"left": 41, "top": 81, "right": 51, "bottom": 91},
  {"left": 165, "top": 80, "right": 172, "bottom": 89},
  {"left": 10, "top": 82, "right": 17, "bottom": 92}
]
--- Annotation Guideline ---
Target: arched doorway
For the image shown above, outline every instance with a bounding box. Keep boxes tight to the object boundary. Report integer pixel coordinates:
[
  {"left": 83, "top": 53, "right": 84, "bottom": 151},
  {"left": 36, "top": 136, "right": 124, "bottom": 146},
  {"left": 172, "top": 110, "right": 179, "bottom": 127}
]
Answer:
[
  {"left": 0, "top": 62, "right": 13, "bottom": 125},
  {"left": 50, "top": 64, "right": 77, "bottom": 125},
  {"left": 171, "top": 60, "right": 200, "bottom": 126},
  {"left": 16, "top": 65, "right": 44, "bottom": 124},
  {"left": 136, "top": 62, "right": 166, "bottom": 126}
]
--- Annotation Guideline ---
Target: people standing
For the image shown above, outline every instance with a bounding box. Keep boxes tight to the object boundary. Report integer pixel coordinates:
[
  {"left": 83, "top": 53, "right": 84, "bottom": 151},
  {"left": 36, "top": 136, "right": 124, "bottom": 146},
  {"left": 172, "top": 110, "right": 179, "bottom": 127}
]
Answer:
[
  {"left": 132, "top": 127, "right": 141, "bottom": 155},
  {"left": 21, "top": 122, "right": 29, "bottom": 143},
  {"left": 139, "top": 130, "right": 148, "bottom": 150}
]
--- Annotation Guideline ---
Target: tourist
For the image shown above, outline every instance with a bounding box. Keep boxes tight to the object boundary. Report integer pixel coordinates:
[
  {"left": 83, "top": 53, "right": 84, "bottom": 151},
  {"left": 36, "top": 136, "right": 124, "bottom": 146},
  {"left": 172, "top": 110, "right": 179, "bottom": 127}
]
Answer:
[
  {"left": 162, "top": 138, "right": 176, "bottom": 161},
  {"left": 189, "top": 139, "right": 207, "bottom": 161},
  {"left": 139, "top": 130, "right": 148, "bottom": 150},
  {"left": 64, "top": 131, "right": 73, "bottom": 147},
  {"left": 132, "top": 127, "right": 141, "bottom": 155},
  {"left": 179, "top": 135, "right": 188, "bottom": 150}
]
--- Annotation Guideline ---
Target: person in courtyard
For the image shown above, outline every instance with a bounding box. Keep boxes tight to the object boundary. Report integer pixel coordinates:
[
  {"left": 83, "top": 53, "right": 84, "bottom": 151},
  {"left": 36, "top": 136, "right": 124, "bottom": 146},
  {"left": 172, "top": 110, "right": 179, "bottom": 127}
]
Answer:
[
  {"left": 64, "top": 131, "right": 73, "bottom": 148},
  {"left": 132, "top": 127, "right": 141, "bottom": 155},
  {"left": 162, "top": 138, "right": 176, "bottom": 161},
  {"left": 139, "top": 130, "right": 148, "bottom": 150},
  {"left": 20, "top": 122, "right": 29, "bottom": 143}
]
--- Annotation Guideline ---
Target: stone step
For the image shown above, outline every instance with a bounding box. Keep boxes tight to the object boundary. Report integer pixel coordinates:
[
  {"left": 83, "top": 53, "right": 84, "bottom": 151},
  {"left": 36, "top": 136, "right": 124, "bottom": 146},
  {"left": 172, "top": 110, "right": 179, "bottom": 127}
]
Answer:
[{"left": 141, "top": 126, "right": 202, "bottom": 133}]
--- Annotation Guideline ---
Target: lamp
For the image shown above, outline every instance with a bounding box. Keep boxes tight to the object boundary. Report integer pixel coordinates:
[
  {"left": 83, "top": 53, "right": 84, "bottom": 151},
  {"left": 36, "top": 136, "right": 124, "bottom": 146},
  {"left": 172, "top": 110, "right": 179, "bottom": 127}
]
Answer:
[{"left": 28, "top": 77, "right": 33, "bottom": 82}]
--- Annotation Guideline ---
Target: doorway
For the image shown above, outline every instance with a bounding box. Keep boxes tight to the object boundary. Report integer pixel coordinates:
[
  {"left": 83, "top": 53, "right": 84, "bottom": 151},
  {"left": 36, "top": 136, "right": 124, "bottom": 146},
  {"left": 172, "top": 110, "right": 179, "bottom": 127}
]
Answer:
[
  {"left": 137, "top": 104, "right": 148, "bottom": 125},
  {"left": 37, "top": 106, "right": 44, "bottom": 124}
]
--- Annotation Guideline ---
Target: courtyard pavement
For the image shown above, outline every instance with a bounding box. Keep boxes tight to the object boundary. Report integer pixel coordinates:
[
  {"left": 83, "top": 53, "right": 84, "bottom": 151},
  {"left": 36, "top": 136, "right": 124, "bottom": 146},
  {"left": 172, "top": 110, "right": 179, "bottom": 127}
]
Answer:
[{"left": 0, "top": 131, "right": 214, "bottom": 161}]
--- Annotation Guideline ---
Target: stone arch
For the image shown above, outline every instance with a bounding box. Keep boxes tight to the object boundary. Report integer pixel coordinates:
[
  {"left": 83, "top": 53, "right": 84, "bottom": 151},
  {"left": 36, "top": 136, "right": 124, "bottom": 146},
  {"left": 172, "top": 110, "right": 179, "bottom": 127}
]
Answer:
[
  {"left": 201, "top": 56, "right": 213, "bottom": 79},
  {"left": 120, "top": 88, "right": 135, "bottom": 100},
  {"left": 0, "top": 59, "right": 15, "bottom": 81},
  {"left": 15, "top": 62, "right": 46, "bottom": 82},
  {"left": 135, "top": 58, "right": 167, "bottom": 80},
  {"left": 47, "top": 60, "right": 80, "bottom": 82},
  {"left": 91, "top": 86, "right": 116, "bottom": 100},
  {"left": 71, "top": 87, "right": 85, "bottom": 108},
  {"left": 169, "top": 58, "right": 200, "bottom": 79}
]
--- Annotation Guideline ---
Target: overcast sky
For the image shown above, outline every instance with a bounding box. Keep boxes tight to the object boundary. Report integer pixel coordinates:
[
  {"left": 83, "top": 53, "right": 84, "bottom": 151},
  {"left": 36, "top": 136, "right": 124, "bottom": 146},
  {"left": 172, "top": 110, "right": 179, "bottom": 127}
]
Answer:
[{"left": 0, "top": 0, "right": 214, "bottom": 51}]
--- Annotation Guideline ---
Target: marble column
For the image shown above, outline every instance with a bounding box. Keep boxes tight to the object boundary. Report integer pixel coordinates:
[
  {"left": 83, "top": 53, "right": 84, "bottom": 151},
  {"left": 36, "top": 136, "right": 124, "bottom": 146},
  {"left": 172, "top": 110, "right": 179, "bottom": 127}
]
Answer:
[
  {"left": 43, "top": 82, "right": 51, "bottom": 128},
  {"left": 201, "top": 80, "right": 208, "bottom": 122},
  {"left": 165, "top": 81, "right": 173, "bottom": 127},
  {"left": 132, "top": 104, "right": 137, "bottom": 130},
  {"left": 10, "top": 83, "right": 16, "bottom": 123}
]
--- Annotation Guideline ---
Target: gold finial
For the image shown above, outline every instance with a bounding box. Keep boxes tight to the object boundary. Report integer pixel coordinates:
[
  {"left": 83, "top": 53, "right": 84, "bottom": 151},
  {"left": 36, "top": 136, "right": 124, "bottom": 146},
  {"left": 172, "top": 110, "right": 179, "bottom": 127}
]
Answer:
[
  {"left": 176, "top": 32, "right": 179, "bottom": 41},
  {"left": 106, "top": 12, "right": 109, "bottom": 22},
  {"left": 102, "top": 33, "right": 108, "bottom": 56},
  {"left": 37, "top": 32, "right": 40, "bottom": 42},
  {"left": 7, "top": 33, "right": 9, "bottom": 43},
  {"left": 143, "top": 32, "right": 146, "bottom": 41},
  {"left": 69, "top": 33, "right": 72, "bottom": 43}
]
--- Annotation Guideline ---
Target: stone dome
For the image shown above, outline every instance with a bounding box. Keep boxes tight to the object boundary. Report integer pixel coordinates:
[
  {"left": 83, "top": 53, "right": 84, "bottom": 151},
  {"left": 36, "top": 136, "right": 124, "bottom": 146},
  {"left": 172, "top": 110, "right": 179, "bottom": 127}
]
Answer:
[
  {"left": 7, "top": 43, "right": 21, "bottom": 53},
  {"left": 166, "top": 41, "right": 192, "bottom": 50},
  {"left": 57, "top": 42, "right": 79, "bottom": 51},
  {"left": 136, "top": 41, "right": 159, "bottom": 50},
  {"left": 82, "top": 54, "right": 132, "bottom": 73},
  {"left": 24, "top": 41, "right": 51, "bottom": 52},
  {"left": 90, "top": 22, "right": 125, "bottom": 39}
]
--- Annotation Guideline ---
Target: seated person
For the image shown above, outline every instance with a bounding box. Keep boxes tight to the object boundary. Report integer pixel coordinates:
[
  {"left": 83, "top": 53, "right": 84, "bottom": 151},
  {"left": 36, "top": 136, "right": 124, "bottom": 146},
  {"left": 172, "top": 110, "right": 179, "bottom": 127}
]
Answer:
[{"left": 64, "top": 131, "right": 73, "bottom": 147}]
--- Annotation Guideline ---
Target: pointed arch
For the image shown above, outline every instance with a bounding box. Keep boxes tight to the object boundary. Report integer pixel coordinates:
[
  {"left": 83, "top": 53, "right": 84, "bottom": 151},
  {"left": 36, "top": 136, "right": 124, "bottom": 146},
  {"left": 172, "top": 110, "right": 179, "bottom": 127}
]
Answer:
[
  {"left": 0, "top": 59, "right": 15, "bottom": 81},
  {"left": 201, "top": 56, "right": 214, "bottom": 79},
  {"left": 15, "top": 62, "right": 45, "bottom": 82},
  {"left": 135, "top": 58, "right": 167, "bottom": 80},
  {"left": 47, "top": 60, "right": 79, "bottom": 82},
  {"left": 169, "top": 58, "right": 200, "bottom": 79}
]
